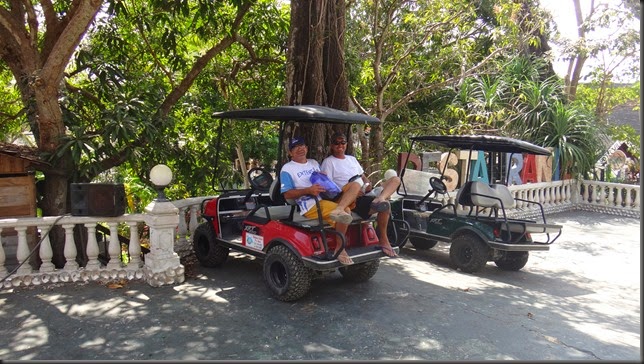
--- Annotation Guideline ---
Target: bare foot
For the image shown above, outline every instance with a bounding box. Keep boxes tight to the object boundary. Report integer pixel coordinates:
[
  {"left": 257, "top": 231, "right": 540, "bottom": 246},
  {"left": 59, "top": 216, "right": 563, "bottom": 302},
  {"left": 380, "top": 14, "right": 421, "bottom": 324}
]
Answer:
[
  {"left": 335, "top": 250, "right": 354, "bottom": 265},
  {"left": 379, "top": 243, "right": 398, "bottom": 257}
]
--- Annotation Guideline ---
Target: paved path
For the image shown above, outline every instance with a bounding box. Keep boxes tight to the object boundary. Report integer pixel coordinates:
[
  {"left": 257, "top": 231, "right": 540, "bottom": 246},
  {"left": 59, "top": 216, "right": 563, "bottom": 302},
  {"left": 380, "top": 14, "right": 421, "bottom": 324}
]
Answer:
[{"left": 0, "top": 210, "right": 640, "bottom": 361}]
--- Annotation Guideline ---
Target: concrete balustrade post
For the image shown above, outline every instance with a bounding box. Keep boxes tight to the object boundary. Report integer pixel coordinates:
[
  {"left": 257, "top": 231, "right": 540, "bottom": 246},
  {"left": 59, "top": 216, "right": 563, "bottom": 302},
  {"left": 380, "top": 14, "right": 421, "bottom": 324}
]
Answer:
[
  {"left": 14, "top": 226, "right": 31, "bottom": 275},
  {"left": 38, "top": 225, "right": 55, "bottom": 273},
  {"left": 62, "top": 224, "right": 79, "bottom": 271},
  {"left": 126, "top": 222, "right": 143, "bottom": 270},
  {"left": 143, "top": 199, "right": 184, "bottom": 287},
  {"left": 84, "top": 224, "right": 101, "bottom": 271}
]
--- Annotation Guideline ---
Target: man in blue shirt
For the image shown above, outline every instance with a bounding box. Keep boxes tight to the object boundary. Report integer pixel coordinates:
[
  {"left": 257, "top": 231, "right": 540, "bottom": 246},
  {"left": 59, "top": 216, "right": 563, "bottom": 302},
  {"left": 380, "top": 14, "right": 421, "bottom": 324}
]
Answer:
[{"left": 280, "top": 136, "right": 361, "bottom": 265}]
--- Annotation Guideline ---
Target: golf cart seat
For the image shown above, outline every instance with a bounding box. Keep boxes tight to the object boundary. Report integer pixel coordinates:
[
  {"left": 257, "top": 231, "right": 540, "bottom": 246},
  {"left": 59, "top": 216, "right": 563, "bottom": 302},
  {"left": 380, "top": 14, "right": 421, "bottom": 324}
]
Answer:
[
  {"left": 252, "top": 177, "right": 364, "bottom": 226},
  {"left": 457, "top": 181, "right": 515, "bottom": 210}
]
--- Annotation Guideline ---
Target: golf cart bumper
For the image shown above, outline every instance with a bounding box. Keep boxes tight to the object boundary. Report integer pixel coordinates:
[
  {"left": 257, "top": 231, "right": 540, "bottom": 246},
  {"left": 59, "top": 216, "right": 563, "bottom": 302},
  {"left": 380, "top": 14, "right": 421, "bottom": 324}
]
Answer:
[
  {"left": 301, "top": 246, "right": 399, "bottom": 270},
  {"left": 487, "top": 241, "right": 551, "bottom": 251}
]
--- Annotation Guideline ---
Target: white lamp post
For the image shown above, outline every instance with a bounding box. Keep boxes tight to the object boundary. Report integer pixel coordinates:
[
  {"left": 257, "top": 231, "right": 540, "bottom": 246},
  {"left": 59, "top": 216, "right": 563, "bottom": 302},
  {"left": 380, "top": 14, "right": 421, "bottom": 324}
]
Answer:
[
  {"left": 144, "top": 163, "right": 183, "bottom": 286},
  {"left": 150, "top": 164, "right": 173, "bottom": 201}
]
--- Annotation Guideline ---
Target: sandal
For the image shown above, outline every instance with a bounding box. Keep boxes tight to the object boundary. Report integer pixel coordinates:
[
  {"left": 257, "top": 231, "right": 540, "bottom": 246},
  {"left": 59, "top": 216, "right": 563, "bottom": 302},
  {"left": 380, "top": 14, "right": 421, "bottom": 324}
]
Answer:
[
  {"left": 370, "top": 200, "right": 390, "bottom": 213},
  {"left": 336, "top": 252, "right": 354, "bottom": 265},
  {"left": 329, "top": 208, "right": 353, "bottom": 224},
  {"left": 378, "top": 245, "right": 399, "bottom": 258}
]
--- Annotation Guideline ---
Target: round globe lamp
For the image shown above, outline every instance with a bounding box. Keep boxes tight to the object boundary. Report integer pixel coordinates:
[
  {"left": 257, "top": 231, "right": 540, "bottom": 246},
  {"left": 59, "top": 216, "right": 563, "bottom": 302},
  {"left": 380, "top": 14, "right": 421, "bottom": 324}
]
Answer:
[{"left": 150, "top": 164, "right": 173, "bottom": 201}]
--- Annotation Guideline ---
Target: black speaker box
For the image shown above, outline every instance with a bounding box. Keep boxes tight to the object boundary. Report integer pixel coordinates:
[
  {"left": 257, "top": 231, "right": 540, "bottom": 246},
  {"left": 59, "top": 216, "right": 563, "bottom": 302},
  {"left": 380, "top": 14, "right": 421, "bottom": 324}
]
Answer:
[{"left": 70, "top": 183, "right": 126, "bottom": 217}]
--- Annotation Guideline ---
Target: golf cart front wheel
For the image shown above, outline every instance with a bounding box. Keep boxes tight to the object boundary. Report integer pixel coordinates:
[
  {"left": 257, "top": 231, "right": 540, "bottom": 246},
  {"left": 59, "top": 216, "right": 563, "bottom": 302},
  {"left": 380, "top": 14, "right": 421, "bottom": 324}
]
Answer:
[
  {"left": 263, "top": 245, "right": 312, "bottom": 302},
  {"left": 494, "top": 251, "right": 529, "bottom": 271},
  {"left": 193, "top": 223, "right": 230, "bottom": 267},
  {"left": 449, "top": 233, "right": 489, "bottom": 273}
]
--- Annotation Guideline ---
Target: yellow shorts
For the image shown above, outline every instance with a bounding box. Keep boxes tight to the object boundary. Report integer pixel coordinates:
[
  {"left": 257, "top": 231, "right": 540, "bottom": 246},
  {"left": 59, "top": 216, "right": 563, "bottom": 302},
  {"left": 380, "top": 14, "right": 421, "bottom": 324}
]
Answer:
[{"left": 303, "top": 199, "right": 340, "bottom": 227}]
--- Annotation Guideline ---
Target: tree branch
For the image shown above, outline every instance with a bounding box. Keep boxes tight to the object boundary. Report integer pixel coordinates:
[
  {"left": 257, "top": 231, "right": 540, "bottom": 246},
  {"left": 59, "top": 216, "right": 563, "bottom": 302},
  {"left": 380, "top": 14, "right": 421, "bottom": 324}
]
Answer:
[{"left": 40, "top": 0, "right": 103, "bottom": 85}]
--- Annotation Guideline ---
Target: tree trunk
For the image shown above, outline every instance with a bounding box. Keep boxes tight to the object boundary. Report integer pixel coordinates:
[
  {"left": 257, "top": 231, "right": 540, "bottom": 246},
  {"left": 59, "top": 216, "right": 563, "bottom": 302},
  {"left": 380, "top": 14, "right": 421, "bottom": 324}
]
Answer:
[
  {"left": 286, "top": 0, "right": 350, "bottom": 163},
  {"left": 564, "top": 0, "right": 591, "bottom": 101}
]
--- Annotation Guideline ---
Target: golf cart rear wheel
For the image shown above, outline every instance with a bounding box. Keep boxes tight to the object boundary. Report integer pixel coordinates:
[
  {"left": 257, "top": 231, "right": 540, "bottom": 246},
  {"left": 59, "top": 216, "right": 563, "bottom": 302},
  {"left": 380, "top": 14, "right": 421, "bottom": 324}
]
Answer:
[
  {"left": 449, "top": 233, "right": 489, "bottom": 273},
  {"left": 339, "top": 260, "right": 380, "bottom": 282},
  {"left": 409, "top": 236, "right": 438, "bottom": 250},
  {"left": 494, "top": 251, "right": 529, "bottom": 271},
  {"left": 263, "top": 245, "right": 312, "bottom": 302},
  {"left": 193, "top": 223, "right": 230, "bottom": 267}
]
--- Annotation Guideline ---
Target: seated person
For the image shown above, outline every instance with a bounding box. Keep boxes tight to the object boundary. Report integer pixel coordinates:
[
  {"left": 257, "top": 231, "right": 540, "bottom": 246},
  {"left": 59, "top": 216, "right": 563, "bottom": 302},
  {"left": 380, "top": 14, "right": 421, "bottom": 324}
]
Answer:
[
  {"left": 320, "top": 132, "right": 401, "bottom": 257},
  {"left": 280, "top": 136, "right": 361, "bottom": 265}
]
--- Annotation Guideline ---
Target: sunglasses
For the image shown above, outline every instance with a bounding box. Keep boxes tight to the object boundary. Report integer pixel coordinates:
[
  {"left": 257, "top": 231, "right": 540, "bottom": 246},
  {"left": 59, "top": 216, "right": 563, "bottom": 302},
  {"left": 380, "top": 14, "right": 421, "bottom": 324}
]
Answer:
[{"left": 333, "top": 140, "right": 347, "bottom": 145}]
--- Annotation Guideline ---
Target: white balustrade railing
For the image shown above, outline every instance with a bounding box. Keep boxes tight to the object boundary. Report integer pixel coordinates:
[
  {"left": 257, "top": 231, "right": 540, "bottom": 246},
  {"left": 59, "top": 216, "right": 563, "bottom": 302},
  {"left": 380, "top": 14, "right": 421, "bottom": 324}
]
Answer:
[
  {"left": 172, "top": 196, "right": 217, "bottom": 257},
  {"left": 0, "top": 214, "right": 147, "bottom": 288},
  {"left": 0, "top": 180, "right": 638, "bottom": 290},
  {"left": 577, "top": 180, "right": 640, "bottom": 216},
  {"left": 0, "top": 197, "right": 193, "bottom": 289}
]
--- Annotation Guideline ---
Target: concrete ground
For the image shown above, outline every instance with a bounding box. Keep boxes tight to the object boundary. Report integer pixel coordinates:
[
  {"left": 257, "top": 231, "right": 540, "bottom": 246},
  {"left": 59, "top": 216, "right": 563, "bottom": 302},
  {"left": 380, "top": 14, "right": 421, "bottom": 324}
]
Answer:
[{"left": 0, "top": 210, "right": 640, "bottom": 361}]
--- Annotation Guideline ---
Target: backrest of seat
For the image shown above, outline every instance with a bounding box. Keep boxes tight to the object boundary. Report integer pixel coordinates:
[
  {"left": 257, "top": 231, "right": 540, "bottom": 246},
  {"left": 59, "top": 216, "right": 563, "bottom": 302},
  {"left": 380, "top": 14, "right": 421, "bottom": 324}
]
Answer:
[
  {"left": 269, "top": 176, "right": 287, "bottom": 205},
  {"left": 470, "top": 181, "right": 506, "bottom": 209},
  {"left": 490, "top": 184, "right": 515, "bottom": 208},
  {"left": 456, "top": 181, "right": 475, "bottom": 207}
]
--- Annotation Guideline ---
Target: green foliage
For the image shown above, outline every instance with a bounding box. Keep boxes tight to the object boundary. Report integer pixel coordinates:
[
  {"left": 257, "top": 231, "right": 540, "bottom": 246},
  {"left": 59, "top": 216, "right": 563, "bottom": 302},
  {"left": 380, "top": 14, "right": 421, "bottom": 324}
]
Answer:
[
  {"left": 607, "top": 124, "right": 640, "bottom": 161},
  {"left": 2, "top": 0, "right": 631, "bottom": 203},
  {"left": 537, "top": 102, "right": 604, "bottom": 179},
  {"left": 47, "top": 0, "right": 288, "bottom": 196},
  {"left": 0, "top": 66, "right": 24, "bottom": 142}
]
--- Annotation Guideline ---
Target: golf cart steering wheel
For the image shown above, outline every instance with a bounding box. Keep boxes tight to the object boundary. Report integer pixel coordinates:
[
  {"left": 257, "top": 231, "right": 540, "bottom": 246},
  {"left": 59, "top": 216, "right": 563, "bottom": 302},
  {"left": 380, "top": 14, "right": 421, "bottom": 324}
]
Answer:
[
  {"left": 429, "top": 176, "right": 447, "bottom": 194},
  {"left": 248, "top": 167, "right": 273, "bottom": 193}
]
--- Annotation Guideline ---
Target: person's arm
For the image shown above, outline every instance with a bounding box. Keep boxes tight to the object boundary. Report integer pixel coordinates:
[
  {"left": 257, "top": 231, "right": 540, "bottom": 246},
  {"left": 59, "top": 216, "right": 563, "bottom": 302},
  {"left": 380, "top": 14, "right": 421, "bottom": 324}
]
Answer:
[
  {"left": 283, "top": 184, "right": 325, "bottom": 200},
  {"left": 280, "top": 169, "right": 325, "bottom": 200}
]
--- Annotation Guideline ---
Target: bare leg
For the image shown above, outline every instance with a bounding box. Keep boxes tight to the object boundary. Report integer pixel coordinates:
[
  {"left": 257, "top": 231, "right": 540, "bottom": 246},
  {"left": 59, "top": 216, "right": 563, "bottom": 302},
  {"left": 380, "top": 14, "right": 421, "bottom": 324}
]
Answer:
[
  {"left": 333, "top": 222, "right": 353, "bottom": 264},
  {"left": 329, "top": 181, "right": 361, "bottom": 225},
  {"left": 335, "top": 181, "right": 361, "bottom": 212},
  {"left": 375, "top": 210, "right": 397, "bottom": 257},
  {"left": 373, "top": 176, "right": 401, "bottom": 203}
]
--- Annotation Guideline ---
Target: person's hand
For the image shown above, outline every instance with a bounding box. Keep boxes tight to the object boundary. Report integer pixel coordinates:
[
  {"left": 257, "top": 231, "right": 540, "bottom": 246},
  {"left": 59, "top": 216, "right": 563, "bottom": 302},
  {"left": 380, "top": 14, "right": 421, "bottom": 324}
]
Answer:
[{"left": 308, "top": 184, "right": 326, "bottom": 197}]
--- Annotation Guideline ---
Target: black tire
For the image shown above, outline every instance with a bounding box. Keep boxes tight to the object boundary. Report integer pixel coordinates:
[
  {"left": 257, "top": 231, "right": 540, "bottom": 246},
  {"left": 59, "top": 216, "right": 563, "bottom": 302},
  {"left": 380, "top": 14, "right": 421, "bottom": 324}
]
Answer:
[
  {"left": 494, "top": 251, "right": 529, "bottom": 271},
  {"left": 263, "top": 245, "right": 312, "bottom": 302},
  {"left": 192, "top": 223, "right": 229, "bottom": 267},
  {"left": 339, "top": 260, "right": 380, "bottom": 282},
  {"left": 449, "top": 233, "right": 489, "bottom": 273},
  {"left": 409, "top": 236, "right": 438, "bottom": 250}
]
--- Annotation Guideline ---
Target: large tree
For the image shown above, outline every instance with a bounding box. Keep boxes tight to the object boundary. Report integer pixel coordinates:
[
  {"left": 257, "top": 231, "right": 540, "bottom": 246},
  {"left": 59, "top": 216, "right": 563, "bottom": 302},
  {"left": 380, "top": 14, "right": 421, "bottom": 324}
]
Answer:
[
  {"left": 285, "top": 0, "right": 351, "bottom": 162},
  {"left": 0, "top": 0, "right": 286, "bottom": 266},
  {"left": 553, "top": 0, "right": 640, "bottom": 101},
  {"left": 345, "top": 0, "right": 547, "bottom": 175},
  {"left": 0, "top": 0, "right": 104, "bottom": 219}
]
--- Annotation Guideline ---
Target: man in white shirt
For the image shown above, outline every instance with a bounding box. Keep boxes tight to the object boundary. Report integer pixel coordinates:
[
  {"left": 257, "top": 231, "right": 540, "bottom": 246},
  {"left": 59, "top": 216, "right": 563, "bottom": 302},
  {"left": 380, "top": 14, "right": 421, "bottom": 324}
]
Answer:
[
  {"left": 320, "top": 132, "right": 401, "bottom": 257},
  {"left": 280, "top": 136, "right": 361, "bottom": 265}
]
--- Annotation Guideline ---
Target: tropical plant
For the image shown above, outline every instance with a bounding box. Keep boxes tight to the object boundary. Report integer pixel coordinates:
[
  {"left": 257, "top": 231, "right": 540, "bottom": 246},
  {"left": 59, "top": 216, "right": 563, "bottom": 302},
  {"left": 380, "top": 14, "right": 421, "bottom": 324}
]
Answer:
[{"left": 534, "top": 101, "right": 604, "bottom": 179}]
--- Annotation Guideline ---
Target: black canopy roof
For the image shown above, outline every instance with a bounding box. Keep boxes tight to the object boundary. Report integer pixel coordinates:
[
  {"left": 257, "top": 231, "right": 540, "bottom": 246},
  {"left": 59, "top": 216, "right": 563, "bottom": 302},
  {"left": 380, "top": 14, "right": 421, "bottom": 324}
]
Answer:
[
  {"left": 212, "top": 105, "right": 380, "bottom": 125},
  {"left": 410, "top": 135, "right": 551, "bottom": 155}
]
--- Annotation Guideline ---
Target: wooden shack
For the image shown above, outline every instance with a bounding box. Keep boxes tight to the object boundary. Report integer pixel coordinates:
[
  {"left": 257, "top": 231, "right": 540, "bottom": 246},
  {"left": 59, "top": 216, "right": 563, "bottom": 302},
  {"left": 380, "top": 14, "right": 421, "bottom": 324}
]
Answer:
[
  {"left": 0, "top": 142, "right": 46, "bottom": 217},
  {"left": 0, "top": 142, "right": 49, "bottom": 268}
]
